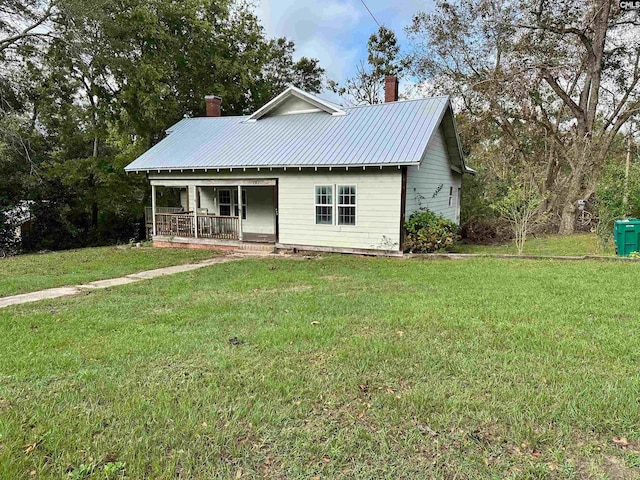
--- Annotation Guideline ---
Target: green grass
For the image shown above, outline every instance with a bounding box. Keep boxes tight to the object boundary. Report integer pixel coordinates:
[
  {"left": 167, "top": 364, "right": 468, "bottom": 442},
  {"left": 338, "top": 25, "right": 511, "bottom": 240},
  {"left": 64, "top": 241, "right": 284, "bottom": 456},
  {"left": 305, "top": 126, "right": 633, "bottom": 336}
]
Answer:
[
  {"left": 0, "top": 246, "right": 220, "bottom": 297},
  {"left": 451, "top": 233, "right": 615, "bottom": 256},
  {"left": 2, "top": 256, "right": 640, "bottom": 478}
]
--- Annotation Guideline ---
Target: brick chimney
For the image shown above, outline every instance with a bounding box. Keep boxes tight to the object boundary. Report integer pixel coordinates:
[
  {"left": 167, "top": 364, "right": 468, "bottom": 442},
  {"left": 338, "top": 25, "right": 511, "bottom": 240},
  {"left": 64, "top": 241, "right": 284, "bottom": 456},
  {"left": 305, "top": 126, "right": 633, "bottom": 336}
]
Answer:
[
  {"left": 384, "top": 75, "right": 399, "bottom": 103},
  {"left": 205, "top": 95, "right": 222, "bottom": 117}
]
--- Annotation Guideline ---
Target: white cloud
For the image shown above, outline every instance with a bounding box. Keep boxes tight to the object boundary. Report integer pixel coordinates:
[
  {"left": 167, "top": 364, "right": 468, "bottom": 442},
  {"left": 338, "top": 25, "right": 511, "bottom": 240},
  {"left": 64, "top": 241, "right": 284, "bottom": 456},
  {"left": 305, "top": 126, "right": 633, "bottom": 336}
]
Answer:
[{"left": 254, "top": 0, "right": 364, "bottom": 84}]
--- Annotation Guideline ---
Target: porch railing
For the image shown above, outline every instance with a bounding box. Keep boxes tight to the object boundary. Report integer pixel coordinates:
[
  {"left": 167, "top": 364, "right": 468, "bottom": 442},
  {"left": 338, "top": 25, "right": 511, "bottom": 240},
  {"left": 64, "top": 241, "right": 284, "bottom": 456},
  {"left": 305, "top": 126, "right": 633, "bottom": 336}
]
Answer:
[
  {"left": 152, "top": 212, "right": 239, "bottom": 240},
  {"left": 145, "top": 206, "right": 184, "bottom": 226},
  {"left": 155, "top": 212, "right": 194, "bottom": 237},
  {"left": 197, "top": 215, "right": 239, "bottom": 240}
]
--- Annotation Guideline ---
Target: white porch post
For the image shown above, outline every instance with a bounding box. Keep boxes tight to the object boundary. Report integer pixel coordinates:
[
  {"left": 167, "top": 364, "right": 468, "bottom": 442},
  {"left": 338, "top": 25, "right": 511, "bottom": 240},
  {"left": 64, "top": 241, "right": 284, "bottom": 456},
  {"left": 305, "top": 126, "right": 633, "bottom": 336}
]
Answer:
[
  {"left": 237, "top": 184, "right": 243, "bottom": 241},
  {"left": 151, "top": 184, "right": 157, "bottom": 237},
  {"left": 193, "top": 186, "right": 199, "bottom": 238}
]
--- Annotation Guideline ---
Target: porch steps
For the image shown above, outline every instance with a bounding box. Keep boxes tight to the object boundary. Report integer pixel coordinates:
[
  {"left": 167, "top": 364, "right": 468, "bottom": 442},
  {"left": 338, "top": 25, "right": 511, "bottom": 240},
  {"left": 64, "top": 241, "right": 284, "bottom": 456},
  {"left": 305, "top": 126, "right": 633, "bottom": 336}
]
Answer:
[{"left": 235, "top": 242, "right": 276, "bottom": 255}]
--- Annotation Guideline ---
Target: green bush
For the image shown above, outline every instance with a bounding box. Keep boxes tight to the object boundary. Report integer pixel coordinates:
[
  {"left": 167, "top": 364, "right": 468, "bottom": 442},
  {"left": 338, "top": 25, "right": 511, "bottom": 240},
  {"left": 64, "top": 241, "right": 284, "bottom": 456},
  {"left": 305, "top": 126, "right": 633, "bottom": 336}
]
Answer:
[
  {"left": 404, "top": 210, "right": 458, "bottom": 253},
  {"left": 594, "top": 161, "right": 640, "bottom": 251}
]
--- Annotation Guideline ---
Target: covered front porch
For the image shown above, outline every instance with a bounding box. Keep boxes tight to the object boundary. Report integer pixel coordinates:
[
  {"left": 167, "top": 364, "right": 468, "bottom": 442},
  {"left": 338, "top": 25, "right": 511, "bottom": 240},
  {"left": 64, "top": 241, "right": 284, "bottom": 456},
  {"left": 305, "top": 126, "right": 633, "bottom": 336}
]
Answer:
[{"left": 147, "top": 179, "right": 277, "bottom": 245}]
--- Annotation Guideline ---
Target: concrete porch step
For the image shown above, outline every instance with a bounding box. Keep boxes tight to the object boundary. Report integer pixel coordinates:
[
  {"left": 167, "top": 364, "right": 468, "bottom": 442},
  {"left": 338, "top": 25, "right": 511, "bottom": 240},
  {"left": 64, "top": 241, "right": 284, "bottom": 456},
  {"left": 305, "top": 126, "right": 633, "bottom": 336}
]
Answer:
[{"left": 235, "top": 242, "right": 276, "bottom": 254}]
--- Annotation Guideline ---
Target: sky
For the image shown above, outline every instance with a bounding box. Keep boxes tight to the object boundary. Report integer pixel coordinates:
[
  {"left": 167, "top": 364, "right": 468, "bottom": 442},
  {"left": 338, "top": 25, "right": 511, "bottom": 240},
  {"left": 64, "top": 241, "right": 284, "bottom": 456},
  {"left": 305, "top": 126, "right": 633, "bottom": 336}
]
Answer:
[{"left": 253, "top": 0, "right": 434, "bottom": 99}]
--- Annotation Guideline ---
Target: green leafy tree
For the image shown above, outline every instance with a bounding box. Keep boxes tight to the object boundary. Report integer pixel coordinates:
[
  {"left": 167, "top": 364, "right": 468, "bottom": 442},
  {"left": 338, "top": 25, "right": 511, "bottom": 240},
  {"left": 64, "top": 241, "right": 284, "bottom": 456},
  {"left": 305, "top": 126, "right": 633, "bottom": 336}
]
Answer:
[
  {"left": 408, "top": 0, "right": 640, "bottom": 234},
  {"left": 1, "top": 0, "right": 326, "bottom": 251},
  {"left": 492, "top": 182, "right": 547, "bottom": 255},
  {"left": 595, "top": 159, "right": 640, "bottom": 251},
  {"left": 331, "top": 26, "right": 406, "bottom": 105}
]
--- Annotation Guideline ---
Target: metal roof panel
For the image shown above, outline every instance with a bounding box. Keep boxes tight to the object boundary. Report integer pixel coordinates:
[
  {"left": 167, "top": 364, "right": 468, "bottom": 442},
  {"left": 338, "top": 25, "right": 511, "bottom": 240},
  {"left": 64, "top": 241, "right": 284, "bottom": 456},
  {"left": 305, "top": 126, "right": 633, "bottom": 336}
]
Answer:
[{"left": 124, "top": 96, "right": 453, "bottom": 171}]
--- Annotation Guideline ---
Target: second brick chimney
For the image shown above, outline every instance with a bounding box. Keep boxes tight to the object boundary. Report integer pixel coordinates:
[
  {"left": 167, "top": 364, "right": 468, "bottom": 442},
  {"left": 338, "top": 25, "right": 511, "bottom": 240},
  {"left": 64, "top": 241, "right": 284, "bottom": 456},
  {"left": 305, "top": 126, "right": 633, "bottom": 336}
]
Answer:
[
  {"left": 384, "top": 75, "right": 399, "bottom": 103},
  {"left": 205, "top": 95, "right": 222, "bottom": 117}
]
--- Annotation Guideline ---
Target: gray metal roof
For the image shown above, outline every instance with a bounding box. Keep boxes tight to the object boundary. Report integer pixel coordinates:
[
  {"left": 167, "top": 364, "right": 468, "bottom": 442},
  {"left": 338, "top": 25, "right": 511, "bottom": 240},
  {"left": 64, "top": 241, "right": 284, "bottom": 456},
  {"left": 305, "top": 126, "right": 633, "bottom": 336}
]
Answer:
[{"left": 125, "top": 95, "right": 459, "bottom": 172}]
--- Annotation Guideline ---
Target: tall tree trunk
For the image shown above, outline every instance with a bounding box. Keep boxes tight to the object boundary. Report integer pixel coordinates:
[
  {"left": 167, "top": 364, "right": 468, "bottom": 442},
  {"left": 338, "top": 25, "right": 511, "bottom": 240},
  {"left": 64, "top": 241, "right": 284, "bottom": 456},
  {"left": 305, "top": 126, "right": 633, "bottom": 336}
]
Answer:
[
  {"left": 559, "top": 201, "right": 577, "bottom": 235},
  {"left": 623, "top": 132, "right": 632, "bottom": 212}
]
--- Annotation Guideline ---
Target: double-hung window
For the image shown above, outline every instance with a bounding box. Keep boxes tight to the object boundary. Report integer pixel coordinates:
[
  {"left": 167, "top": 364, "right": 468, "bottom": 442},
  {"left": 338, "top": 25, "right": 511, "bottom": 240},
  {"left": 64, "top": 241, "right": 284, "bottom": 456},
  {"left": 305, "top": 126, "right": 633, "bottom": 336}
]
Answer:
[
  {"left": 218, "top": 189, "right": 247, "bottom": 219},
  {"left": 219, "top": 190, "right": 232, "bottom": 216},
  {"left": 337, "top": 185, "right": 356, "bottom": 225},
  {"left": 314, "top": 185, "right": 357, "bottom": 226},
  {"left": 315, "top": 186, "right": 333, "bottom": 225}
]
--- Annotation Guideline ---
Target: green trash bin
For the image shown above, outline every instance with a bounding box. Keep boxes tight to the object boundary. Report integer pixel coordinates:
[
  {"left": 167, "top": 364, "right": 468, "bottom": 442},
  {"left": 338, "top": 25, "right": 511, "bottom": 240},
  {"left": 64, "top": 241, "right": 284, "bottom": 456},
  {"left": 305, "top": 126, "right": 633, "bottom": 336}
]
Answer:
[{"left": 614, "top": 219, "right": 640, "bottom": 256}]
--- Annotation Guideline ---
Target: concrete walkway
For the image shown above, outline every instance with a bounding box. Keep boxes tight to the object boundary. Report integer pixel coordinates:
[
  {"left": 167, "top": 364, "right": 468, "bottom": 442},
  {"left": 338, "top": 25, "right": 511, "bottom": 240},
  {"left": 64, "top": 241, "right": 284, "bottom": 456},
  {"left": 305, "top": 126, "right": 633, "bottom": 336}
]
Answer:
[{"left": 0, "top": 254, "right": 253, "bottom": 309}]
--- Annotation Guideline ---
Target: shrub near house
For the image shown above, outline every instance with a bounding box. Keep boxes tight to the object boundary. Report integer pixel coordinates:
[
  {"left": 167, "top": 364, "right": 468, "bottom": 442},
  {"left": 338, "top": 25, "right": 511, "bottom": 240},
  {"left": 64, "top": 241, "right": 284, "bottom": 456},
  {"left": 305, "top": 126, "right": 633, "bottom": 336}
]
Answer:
[{"left": 404, "top": 210, "right": 458, "bottom": 253}]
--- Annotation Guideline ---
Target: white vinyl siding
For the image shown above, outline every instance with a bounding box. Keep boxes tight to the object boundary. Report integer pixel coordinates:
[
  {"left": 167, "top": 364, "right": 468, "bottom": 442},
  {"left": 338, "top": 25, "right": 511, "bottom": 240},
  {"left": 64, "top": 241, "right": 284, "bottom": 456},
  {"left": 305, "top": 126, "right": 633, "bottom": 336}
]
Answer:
[
  {"left": 150, "top": 168, "right": 402, "bottom": 252},
  {"left": 243, "top": 187, "right": 274, "bottom": 234},
  {"left": 405, "top": 127, "right": 462, "bottom": 223},
  {"left": 268, "top": 96, "right": 321, "bottom": 116},
  {"left": 198, "top": 187, "right": 215, "bottom": 214},
  {"left": 279, "top": 171, "right": 399, "bottom": 250}
]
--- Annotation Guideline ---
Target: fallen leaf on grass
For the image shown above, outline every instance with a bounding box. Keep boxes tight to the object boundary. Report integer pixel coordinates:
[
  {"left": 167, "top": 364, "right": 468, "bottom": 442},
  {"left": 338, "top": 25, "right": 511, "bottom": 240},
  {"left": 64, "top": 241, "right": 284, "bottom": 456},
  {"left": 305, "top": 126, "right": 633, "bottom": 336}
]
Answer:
[
  {"left": 613, "top": 436, "right": 630, "bottom": 447},
  {"left": 24, "top": 440, "right": 40, "bottom": 454},
  {"left": 322, "top": 455, "right": 330, "bottom": 463}
]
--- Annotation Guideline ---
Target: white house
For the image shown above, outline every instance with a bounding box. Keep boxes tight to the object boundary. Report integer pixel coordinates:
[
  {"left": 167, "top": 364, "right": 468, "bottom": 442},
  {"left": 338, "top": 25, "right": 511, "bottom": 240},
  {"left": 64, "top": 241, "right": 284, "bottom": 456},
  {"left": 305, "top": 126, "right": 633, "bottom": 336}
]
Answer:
[{"left": 125, "top": 76, "right": 473, "bottom": 255}]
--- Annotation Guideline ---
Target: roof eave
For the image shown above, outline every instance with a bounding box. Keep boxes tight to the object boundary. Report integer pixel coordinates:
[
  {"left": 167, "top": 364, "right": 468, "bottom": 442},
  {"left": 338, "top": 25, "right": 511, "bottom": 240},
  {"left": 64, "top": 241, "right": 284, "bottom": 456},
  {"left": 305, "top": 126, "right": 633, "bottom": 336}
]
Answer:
[
  {"left": 440, "top": 99, "right": 470, "bottom": 174},
  {"left": 124, "top": 162, "right": 420, "bottom": 173}
]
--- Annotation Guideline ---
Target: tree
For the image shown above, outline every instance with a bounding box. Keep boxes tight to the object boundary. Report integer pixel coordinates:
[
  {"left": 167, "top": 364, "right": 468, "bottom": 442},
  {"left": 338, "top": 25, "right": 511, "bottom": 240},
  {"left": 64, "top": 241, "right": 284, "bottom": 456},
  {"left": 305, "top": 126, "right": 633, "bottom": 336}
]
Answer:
[
  {"left": 0, "top": 0, "right": 56, "bottom": 54},
  {"left": 260, "top": 38, "right": 324, "bottom": 98},
  {"left": 493, "top": 181, "right": 547, "bottom": 255},
  {"left": 408, "top": 0, "right": 640, "bottom": 234},
  {"left": 332, "top": 26, "right": 406, "bottom": 105},
  {"left": 0, "top": 0, "right": 326, "bottom": 251}
]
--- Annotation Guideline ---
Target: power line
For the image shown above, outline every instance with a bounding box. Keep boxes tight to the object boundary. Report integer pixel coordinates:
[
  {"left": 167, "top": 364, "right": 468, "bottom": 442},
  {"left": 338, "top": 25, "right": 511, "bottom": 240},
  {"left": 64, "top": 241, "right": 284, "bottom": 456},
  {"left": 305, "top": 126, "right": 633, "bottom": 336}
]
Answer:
[{"left": 359, "top": 0, "right": 380, "bottom": 27}]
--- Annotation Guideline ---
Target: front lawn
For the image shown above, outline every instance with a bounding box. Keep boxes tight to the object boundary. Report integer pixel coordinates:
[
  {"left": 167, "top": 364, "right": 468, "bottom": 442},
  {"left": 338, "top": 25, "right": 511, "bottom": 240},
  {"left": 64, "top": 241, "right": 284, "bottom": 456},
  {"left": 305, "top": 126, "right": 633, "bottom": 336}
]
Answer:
[
  {"left": 451, "top": 233, "right": 615, "bottom": 256},
  {"left": 1, "top": 256, "right": 639, "bottom": 478},
  {"left": 0, "top": 246, "right": 220, "bottom": 297}
]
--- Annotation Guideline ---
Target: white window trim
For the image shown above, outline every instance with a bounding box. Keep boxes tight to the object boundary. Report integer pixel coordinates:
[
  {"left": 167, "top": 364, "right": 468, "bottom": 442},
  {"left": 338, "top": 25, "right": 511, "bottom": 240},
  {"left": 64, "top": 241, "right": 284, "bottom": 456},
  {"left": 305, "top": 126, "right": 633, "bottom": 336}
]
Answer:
[
  {"left": 314, "top": 185, "right": 334, "bottom": 226},
  {"left": 313, "top": 184, "right": 358, "bottom": 227},
  {"left": 337, "top": 184, "right": 357, "bottom": 227},
  {"left": 218, "top": 189, "right": 247, "bottom": 219},
  {"left": 218, "top": 189, "right": 232, "bottom": 216},
  {"left": 448, "top": 186, "right": 454, "bottom": 208}
]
